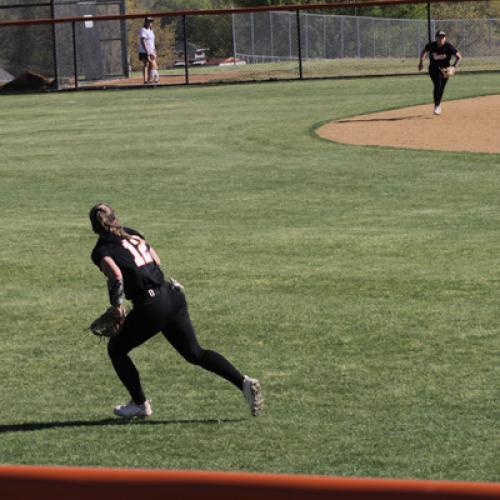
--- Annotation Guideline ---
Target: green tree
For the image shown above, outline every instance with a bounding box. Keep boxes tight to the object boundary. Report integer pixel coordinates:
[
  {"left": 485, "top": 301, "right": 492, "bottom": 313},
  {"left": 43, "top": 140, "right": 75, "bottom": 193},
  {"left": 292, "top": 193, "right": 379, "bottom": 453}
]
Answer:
[{"left": 432, "top": 0, "right": 500, "bottom": 19}]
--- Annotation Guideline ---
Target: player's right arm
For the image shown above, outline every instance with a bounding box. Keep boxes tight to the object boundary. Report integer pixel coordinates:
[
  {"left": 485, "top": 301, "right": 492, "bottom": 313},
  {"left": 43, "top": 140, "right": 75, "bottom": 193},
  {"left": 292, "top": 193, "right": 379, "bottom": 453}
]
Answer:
[
  {"left": 418, "top": 48, "right": 428, "bottom": 71},
  {"left": 100, "top": 256, "right": 125, "bottom": 316},
  {"left": 149, "top": 246, "right": 161, "bottom": 266}
]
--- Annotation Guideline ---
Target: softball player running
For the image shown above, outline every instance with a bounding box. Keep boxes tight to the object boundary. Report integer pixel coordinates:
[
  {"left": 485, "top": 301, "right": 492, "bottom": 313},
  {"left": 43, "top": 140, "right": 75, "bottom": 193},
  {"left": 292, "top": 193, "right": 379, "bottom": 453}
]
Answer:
[
  {"left": 89, "top": 203, "right": 263, "bottom": 418},
  {"left": 418, "top": 30, "right": 462, "bottom": 115}
]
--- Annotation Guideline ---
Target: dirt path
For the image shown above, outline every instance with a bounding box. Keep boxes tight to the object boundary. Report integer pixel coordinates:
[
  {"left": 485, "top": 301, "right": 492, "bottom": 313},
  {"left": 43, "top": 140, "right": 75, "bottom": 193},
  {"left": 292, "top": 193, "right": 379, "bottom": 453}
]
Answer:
[
  {"left": 82, "top": 71, "right": 246, "bottom": 88},
  {"left": 316, "top": 95, "right": 500, "bottom": 154}
]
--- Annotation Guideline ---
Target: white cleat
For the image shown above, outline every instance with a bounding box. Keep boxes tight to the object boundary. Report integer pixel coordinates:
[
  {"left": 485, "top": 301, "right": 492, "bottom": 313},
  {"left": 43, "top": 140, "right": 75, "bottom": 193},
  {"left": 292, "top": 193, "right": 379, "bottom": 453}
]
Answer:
[
  {"left": 113, "top": 399, "right": 152, "bottom": 418},
  {"left": 242, "top": 375, "right": 264, "bottom": 417},
  {"left": 434, "top": 105, "right": 442, "bottom": 115}
]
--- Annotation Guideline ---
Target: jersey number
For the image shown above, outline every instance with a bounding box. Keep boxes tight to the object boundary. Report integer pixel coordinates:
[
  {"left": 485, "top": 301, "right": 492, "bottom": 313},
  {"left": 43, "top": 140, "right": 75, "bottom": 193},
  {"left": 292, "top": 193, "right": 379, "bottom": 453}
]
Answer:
[{"left": 122, "top": 237, "right": 154, "bottom": 267}]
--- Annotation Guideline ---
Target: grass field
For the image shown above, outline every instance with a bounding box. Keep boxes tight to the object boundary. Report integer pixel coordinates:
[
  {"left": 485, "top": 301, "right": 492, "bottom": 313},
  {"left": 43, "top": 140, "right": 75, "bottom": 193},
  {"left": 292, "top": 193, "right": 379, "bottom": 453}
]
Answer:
[{"left": 0, "top": 73, "right": 499, "bottom": 481}]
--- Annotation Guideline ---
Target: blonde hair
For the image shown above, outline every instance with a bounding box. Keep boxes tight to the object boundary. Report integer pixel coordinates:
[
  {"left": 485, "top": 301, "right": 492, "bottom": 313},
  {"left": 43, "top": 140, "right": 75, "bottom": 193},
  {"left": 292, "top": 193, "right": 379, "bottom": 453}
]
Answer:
[{"left": 89, "top": 203, "right": 132, "bottom": 240}]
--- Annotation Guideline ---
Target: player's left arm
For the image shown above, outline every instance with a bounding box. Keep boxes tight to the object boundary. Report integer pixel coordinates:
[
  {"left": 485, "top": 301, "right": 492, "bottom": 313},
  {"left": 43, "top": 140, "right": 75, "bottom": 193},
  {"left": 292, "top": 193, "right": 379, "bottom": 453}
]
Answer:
[{"left": 452, "top": 50, "right": 462, "bottom": 67}]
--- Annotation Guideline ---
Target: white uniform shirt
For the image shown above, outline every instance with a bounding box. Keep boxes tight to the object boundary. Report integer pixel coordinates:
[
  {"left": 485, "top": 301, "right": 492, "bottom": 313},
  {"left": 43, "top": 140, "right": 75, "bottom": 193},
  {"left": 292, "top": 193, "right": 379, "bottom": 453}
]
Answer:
[{"left": 139, "top": 27, "right": 155, "bottom": 55}]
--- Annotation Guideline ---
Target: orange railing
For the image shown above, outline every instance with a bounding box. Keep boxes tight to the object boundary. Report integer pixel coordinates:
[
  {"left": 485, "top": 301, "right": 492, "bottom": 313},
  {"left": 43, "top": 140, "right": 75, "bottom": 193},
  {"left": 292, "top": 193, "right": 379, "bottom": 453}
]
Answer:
[{"left": 1, "top": 465, "right": 499, "bottom": 500}]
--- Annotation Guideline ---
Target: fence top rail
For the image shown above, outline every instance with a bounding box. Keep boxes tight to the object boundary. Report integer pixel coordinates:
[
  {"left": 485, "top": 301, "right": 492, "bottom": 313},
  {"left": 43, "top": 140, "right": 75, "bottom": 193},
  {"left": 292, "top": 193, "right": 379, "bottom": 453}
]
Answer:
[
  {"left": 0, "top": 0, "right": 488, "bottom": 28},
  {"left": 0, "top": 2, "right": 51, "bottom": 8}
]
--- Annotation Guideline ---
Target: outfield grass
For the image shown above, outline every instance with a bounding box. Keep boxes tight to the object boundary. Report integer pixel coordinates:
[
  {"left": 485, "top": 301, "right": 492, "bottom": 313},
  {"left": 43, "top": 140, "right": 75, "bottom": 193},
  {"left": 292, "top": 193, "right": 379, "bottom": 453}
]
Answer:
[
  {"left": 0, "top": 74, "right": 499, "bottom": 481},
  {"left": 156, "top": 56, "right": 500, "bottom": 81}
]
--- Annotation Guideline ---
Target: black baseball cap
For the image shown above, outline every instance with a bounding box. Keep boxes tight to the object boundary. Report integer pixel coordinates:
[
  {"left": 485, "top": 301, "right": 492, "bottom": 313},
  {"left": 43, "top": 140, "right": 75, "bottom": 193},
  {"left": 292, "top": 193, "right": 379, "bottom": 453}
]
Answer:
[{"left": 436, "top": 30, "right": 446, "bottom": 37}]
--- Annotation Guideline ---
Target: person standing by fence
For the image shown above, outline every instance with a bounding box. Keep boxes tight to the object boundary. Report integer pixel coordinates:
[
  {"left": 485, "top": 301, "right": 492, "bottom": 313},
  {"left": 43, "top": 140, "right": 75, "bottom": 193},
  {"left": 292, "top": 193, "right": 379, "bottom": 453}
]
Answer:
[
  {"left": 139, "top": 17, "right": 159, "bottom": 84},
  {"left": 418, "top": 30, "right": 462, "bottom": 115}
]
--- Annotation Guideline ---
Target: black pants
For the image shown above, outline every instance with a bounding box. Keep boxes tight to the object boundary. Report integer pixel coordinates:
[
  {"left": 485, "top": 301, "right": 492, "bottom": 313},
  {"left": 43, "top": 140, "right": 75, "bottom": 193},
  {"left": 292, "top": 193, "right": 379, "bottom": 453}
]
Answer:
[
  {"left": 429, "top": 66, "right": 448, "bottom": 107},
  {"left": 107, "top": 284, "right": 244, "bottom": 404}
]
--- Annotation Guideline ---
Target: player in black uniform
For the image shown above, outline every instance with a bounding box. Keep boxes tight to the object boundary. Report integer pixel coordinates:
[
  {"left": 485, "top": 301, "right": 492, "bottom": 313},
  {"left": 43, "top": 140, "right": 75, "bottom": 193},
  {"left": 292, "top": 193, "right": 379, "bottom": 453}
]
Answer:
[
  {"left": 89, "top": 203, "right": 263, "bottom": 418},
  {"left": 418, "top": 30, "right": 462, "bottom": 115}
]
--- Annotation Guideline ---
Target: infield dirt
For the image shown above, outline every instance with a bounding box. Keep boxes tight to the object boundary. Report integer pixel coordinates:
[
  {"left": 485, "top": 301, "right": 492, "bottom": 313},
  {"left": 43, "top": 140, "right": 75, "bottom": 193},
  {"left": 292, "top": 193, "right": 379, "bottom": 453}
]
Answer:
[{"left": 316, "top": 94, "right": 500, "bottom": 154}]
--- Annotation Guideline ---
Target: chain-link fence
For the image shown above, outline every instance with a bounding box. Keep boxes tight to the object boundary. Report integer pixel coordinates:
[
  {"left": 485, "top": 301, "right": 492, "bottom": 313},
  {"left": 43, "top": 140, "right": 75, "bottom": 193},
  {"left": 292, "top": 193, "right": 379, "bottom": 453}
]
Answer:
[
  {"left": 233, "top": 8, "right": 500, "bottom": 78},
  {"left": 52, "top": 0, "right": 128, "bottom": 85},
  {"left": 0, "top": 0, "right": 54, "bottom": 79},
  {"left": 235, "top": 11, "right": 500, "bottom": 60},
  {"left": 0, "top": 0, "right": 127, "bottom": 88},
  {"left": 234, "top": 11, "right": 429, "bottom": 61},
  {"left": 1, "top": 0, "right": 499, "bottom": 91}
]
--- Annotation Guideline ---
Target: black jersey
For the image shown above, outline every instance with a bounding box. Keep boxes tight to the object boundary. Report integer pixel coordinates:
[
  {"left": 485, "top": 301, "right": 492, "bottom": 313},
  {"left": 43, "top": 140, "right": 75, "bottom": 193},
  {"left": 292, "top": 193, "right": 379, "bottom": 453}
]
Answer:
[
  {"left": 91, "top": 227, "right": 165, "bottom": 301},
  {"left": 425, "top": 41, "right": 458, "bottom": 69}
]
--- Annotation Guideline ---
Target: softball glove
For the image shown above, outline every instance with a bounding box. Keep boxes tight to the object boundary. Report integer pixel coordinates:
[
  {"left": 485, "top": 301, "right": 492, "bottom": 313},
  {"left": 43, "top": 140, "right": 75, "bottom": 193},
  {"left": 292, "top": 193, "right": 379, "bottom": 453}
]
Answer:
[
  {"left": 89, "top": 306, "right": 127, "bottom": 338},
  {"left": 441, "top": 66, "right": 456, "bottom": 78}
]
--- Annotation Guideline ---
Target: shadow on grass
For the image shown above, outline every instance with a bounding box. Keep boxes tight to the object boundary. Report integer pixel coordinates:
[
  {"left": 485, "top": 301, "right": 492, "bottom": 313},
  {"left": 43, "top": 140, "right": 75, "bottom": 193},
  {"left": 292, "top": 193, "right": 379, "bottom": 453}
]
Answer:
[
  {"left": 337, "top": 114, "right": 432, "bottom": 123},
  {"left": 0, "top": 418, "right": 244, "bottom": 434}
]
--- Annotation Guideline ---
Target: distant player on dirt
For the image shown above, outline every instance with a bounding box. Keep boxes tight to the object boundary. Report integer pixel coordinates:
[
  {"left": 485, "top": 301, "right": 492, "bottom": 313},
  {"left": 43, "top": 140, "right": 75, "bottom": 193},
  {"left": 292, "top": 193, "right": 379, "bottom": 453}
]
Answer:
[{"left": 418, "top": 30, "right": 462, "bottom": 115}]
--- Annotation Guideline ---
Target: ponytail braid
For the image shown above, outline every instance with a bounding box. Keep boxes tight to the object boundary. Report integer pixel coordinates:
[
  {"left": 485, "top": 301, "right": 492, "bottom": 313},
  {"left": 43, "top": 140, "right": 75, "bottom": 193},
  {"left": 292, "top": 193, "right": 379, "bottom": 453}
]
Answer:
[{"left": 89, "top": 203, "right": 133, "bottom": 240}]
